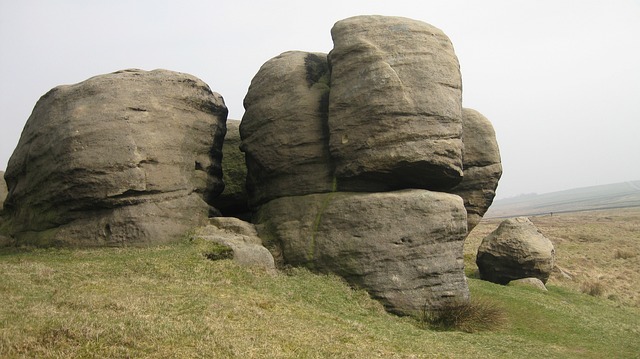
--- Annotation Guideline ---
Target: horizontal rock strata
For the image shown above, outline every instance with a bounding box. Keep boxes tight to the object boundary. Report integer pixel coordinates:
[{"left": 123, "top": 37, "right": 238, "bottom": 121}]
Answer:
[
  {"left": 3, "top": 69, "right": 227, "bottom": 246},
  {"left": 255, "top": 189, "right": 469, "bottom": 315},
  {"left": 240, "top": 51, "right": 334, "bottom": 207},
  {"left": 328, "top": 15, "right": 463, "bottom": 192}
]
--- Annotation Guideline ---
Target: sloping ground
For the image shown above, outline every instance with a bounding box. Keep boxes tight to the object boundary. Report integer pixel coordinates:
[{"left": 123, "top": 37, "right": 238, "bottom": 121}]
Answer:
[
  {"left": 486, "top": 180, "right": 640, "bottom": 218},
  {"left": 1, "top": 237, "right": 639, "bottom": 358},
  {"left": 465, "top": 207, "right": 640, "bottom": 307}
]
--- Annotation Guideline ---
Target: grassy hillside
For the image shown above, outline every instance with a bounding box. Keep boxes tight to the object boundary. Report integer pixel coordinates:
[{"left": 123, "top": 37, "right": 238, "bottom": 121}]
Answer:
[{"left": 1, "top": 228, "right": 639, "bottom": 358}]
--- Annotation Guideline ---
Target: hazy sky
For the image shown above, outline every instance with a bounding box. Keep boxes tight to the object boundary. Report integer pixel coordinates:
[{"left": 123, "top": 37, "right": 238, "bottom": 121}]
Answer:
[{"left": 1, "top": 0, "right": 639, "bottom": 199}]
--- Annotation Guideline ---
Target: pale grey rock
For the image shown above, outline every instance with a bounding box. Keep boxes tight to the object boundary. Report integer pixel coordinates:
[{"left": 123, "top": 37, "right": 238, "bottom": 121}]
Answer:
[
  {"left": 255, "top": 189, "right": 469, "bottom": 315},
  {"left": 212, "top": 120, "right": 249, "bottom": 218},
  {"left": 476, "top": 217, "right": 555, "bottom": 284},
  {"left": 3, "top": 69, "right": 227, "bottom": 246},
  {"left": 449, "top": 108, "right": 502, "bottom": 231},
  {"left": 508, "top": 277, "right": 548, "bottom": 291},
  {"left": 240, "top": 51, "right": 334, "bottom": 207},
  {"left": 553, "top": 265, "right": 574, "bottom": 280},
  {"left": 194, "top": 217, "right": 275, "bottom": 272},
  {"left": 328, "top": 15, "right": 463, "bottom": 192},
  {"left": 234, "top": 15, "right": 503, "bottom": 317},
  {"left": 208, "top": 216, "right": 261, "bottom": 240}
]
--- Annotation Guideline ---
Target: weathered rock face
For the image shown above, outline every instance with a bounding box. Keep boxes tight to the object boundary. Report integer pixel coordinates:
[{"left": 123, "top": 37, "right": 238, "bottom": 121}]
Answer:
[
  {"left": 193, "top": 217, "right": 276, "bottom": 272},
  {"left": 449, "top": 108, "right": 502, "bottom": 231},
  {"left": 212, "top": 119, "right": 249, "bottom": 218},
  {"left": 0, "top": 171, "right": 7, "bottom": 240},
  {"left": 476, "top": 217, "right": 555, "bottom": 285},
  {"left": 3, "top": 69, "right": 227, "bottom": 246},
  {"left": 328, "top": 15, "right": 463, "bottom": 192},
  {"left": 240, "top": 51, "right": 334, "bottom": 207},
  {"left": 238, "top": 15, "right": 501, "bottom": 315},
  {"left": 255, "top": 189, "right": 469, "bottom": 315},
  {"left": 0, "top": 171, "right": 7, "bottom": 211}
]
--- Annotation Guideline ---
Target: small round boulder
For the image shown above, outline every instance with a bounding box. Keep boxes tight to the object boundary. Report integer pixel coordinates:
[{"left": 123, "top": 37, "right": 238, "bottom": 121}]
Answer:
[{"left": 476, "top": 217, "right": 555, "bottom": 285}]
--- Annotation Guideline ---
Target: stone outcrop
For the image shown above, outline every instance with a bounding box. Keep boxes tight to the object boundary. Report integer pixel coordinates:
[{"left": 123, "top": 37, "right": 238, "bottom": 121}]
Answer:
[
  {"left": 476, "top": 217, "right": 555, "bottom": 285},
  {"left": 1, "top": 15, "right": 501, "bottom": 317},
  {"left": 255, "top": 189, "right": 468, "bottom": 315},
  {"left": 239, "top": 15, "right": 500, "bottom": 315},
  {"left": 240, "top": 51, "right": 333, "bottom": 207},
  {"left": 193, "top": 217, "right": 275, "bottom": 272},
  {"left": 328, "top": 16, "right": 463, "bottom": 192},
  {"left": 212, "top": 119, "right": 249, "bottom": 218},
  {"left": 3, "top": 69, "right": 227, "bottom": 246},
  {"left": 449, "top": 108, "right": 502, "bottom": 231}
]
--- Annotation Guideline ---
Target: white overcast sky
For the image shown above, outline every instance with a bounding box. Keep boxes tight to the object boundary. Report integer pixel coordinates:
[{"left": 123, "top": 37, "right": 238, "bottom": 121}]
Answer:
[{"left": 1, "top": 0, "right": 639, "bottom": 199}]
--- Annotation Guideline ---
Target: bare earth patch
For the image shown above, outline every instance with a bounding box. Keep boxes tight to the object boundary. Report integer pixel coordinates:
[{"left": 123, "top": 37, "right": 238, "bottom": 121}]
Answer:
[{"left": 465, "top": 207, "right": 640, "bottom": 307}]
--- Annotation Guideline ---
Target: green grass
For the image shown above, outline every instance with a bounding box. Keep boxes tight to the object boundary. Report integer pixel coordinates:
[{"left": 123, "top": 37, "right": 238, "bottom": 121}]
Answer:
[
  {"left": 1, "top": 240, "right": 639, "bottom": 358},
  {"left": 418, "top": 297, "right": 507, "bottom": 333}
]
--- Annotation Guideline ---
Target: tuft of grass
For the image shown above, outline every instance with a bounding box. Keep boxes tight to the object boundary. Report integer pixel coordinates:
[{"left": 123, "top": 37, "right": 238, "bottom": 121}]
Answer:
[
  {"left": 202, "top": 242, "right": 234, "bottom": 261},
  {"left": 418, "top": 298, "right": 507, "bottom": 333},
  {"left": 189, "top": 236, "right": 234, "bottom": 261},
  {"left": 581, "top": 280, "right": 605, "bottom": 297},
  {"left": 613, "top": 248, "right": 636, "bottom": 260}
]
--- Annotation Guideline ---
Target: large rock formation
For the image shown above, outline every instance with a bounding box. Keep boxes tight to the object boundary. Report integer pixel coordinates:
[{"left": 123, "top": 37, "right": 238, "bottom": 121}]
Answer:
[
  {"left": 450, "top": 108, "right": 502, "bottom": 231},
  {"left": 3, "top": 69, "right": 227, "bottom": 246},
  {"left": 476, "top": 217, "right": 555, "bottom": 285},
  {"left": 328, "top": 16, "right": 463, "bottom": 192},
  {"left": 255, "top": 189, "right": 468, "bottom": 315},
  {"left": 1, "top": 15, "right": 501, "bottom": 317},
  {"left": 240, "top": 15, "right": 500, "bottom": 314}
]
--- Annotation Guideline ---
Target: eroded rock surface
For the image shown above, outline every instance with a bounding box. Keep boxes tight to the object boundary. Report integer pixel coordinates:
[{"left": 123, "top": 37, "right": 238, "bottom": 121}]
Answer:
[
  {"left": 477, "top": 217, "right": 555, "bottom": 284},
  {"left": 239, "top": 15, "right": 502, "bottom": 315},
  {"left": 2, "top": 15, "right": 503, "bottom": 319},
  {"left": 255, "top": 189, "right": 469, "bottom": 315},
  {"left": 450, "top": 108, "right": 502, "bottom": 231},
  {"left": 328, "top": 15, "right": 463, "bottom": 192},
  {"left": 3, "top": 69, "right": 227, "bottom": 246},
  {"left": 240, "top": 51, "right": 334, "bottom": 207},
  {"left": 193, "top": 217, "right": 276, "bottom": 272}
]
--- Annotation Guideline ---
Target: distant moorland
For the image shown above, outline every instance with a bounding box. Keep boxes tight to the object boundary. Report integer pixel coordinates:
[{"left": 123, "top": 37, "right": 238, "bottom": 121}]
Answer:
[
  {"left": 486, "top": 180, "right": 640, "bottom": 218},
  {"left": 466, "top": 207, "right": 640, "bottom": 307}
]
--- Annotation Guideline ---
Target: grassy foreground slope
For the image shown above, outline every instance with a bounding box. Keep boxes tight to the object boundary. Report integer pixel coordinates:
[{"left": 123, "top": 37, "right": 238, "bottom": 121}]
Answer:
[{"left": 1, "top": 236, "right": 639, "bottom": 358}]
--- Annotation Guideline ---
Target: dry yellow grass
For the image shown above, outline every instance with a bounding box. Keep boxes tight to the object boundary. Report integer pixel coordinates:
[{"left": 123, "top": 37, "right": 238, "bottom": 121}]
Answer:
[{"left": 465, "top": 207, "right": 640, "bottom": 307}]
